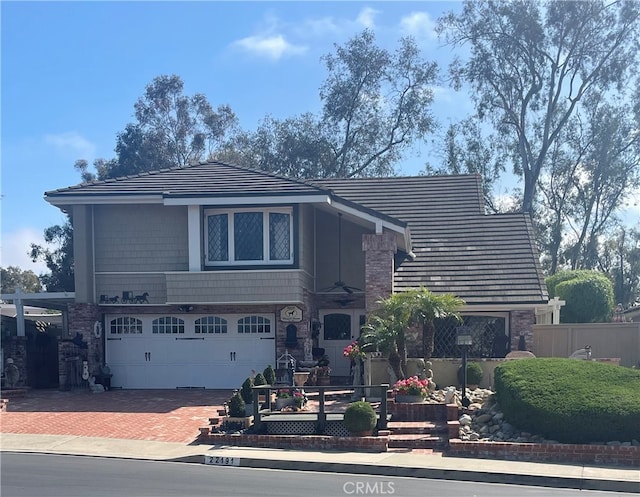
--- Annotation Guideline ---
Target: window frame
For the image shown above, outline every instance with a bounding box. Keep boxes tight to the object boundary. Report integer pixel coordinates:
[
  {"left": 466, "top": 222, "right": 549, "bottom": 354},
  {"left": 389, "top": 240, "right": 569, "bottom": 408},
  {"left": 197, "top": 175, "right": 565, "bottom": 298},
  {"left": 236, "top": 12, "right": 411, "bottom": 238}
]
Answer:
[{"left": 204, "top": 207, "right": 294, "bottom": 267}]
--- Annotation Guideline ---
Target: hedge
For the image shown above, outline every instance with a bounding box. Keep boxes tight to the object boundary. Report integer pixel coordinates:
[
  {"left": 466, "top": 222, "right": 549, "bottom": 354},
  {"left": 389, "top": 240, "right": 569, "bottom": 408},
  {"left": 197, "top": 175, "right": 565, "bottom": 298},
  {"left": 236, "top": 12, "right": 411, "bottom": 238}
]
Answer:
[{"left": 494, "top": 358, "right": 640, "bottom": 444}]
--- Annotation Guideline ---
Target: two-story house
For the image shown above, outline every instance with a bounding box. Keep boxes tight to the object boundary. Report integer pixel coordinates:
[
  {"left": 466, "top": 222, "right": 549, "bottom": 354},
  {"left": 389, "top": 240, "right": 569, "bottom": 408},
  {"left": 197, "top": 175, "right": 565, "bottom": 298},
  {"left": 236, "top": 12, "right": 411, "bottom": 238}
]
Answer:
[{"left": 44, "top": 161, "right": 549, "bottom": 389}]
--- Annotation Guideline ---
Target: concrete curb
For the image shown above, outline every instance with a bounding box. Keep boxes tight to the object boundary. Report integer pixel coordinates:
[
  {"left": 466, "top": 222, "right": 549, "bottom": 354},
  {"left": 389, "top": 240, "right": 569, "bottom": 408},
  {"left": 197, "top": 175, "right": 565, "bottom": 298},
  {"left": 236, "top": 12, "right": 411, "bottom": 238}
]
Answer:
[{"left": 166, "top": 453, "right": 640, "bottom": 494}]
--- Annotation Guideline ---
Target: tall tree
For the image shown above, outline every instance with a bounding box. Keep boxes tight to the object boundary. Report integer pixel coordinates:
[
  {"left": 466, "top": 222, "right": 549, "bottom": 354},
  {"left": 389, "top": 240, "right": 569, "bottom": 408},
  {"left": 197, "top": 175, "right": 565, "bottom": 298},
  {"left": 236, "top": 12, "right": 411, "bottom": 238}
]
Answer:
[
  {"left": 77, "top": 75, "right": 238, "bottom": 181},
  {"left": 598, "top": 227, "right": 640, "bottom": 307},
  {"left": 439, "top": 0, "right": 640, "bottom": 214},
  {"left": 29, "top": 221, "right": 74, "bottom": 292},
  {"left": 0, "top": 266, "right": 42, "bottom": 295},
  {"left": 222, "top": 29, "right": 439, "bottom": 178}
]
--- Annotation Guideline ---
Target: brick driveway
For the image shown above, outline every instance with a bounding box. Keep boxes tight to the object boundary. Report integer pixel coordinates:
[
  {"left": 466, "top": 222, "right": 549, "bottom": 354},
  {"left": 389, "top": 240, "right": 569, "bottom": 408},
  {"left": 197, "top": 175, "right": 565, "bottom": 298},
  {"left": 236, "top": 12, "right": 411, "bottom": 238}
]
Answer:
[{"left": 0, "top": 389, "right": 232, "bottom": 444}]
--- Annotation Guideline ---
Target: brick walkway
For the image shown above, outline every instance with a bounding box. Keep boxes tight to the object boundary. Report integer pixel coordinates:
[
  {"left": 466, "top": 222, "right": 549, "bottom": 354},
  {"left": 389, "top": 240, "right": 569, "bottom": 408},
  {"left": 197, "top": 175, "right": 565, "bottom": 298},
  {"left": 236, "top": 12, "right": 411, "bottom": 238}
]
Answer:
[{"left": 0, "top": 389, "right": 232, "bottom": 444}]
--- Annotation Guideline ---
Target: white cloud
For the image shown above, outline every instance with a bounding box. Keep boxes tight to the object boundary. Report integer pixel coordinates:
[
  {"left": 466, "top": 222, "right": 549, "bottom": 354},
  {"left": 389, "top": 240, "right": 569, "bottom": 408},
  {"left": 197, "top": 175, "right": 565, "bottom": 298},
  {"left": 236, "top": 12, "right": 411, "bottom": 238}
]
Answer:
[
  {"left": 233, "top": 34, "right": 307, "bottom": 61},
  {"left": 44, "top": 131, "right": 96, "bottom": 159},
  {"left": 400, "top": 11, "right": 437, "bottom": 41},
  {"left": 0, "top": 228, "right": 49, "bottom": 275},
  {"left": 356, "top": 7, "right": 380, "bottom": 29}
]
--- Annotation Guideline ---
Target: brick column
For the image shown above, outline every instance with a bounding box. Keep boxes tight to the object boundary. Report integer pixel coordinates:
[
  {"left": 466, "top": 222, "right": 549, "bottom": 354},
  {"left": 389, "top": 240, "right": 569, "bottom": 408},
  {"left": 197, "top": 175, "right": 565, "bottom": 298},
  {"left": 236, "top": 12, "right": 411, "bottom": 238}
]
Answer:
[
  {"left": 67, "top": 303, "right": 103, "bottom": 376},
  {"left": 362, "top": 233, "right": 397, "bottom": 313},
  {"left": 511, "top": 310, "right": 535, "bottom": 352}
]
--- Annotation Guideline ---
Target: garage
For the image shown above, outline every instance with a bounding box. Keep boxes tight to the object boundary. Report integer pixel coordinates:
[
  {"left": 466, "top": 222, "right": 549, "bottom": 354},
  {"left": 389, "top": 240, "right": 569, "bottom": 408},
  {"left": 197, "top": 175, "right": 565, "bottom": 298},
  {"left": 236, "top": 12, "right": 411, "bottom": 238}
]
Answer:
[{"left": 105, "top": 313, "right": 275, "bottom": 389}]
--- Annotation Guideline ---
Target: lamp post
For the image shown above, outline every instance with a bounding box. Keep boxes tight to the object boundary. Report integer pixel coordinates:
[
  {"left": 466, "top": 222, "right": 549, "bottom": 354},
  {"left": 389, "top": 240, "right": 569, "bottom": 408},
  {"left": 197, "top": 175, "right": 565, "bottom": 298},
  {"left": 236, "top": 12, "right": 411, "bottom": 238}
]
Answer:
[{"left": 456, "top": 326, "right": 473, "bottom": 408}]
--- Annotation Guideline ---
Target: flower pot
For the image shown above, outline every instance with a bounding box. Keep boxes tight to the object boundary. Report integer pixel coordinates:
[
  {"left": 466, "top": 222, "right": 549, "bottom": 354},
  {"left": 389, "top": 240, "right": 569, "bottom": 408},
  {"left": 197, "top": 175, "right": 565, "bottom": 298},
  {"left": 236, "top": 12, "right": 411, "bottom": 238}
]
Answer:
[
  {"left": 275, "top": 397, "right": 295, "bottom": 410},
  {"left": 394, "top": 394, "right": 425, "bottom": 403}
]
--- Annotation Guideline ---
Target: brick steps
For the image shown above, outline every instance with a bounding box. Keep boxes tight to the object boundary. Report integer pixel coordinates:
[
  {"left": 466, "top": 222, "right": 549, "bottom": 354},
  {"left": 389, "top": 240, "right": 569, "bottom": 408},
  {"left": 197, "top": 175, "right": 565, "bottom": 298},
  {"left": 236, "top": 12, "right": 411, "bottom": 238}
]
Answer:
[
  {"left": 388, "top": 433, "right": 448, "bottom": 449},
  {"left": 387, "top": 421, "right": 447, "bottom": 435}
]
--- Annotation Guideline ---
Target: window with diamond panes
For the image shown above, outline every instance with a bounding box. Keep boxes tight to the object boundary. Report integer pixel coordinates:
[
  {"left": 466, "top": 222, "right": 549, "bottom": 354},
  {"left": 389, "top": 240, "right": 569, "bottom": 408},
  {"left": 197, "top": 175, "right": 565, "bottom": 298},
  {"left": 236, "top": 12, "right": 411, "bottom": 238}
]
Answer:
[
  {"left": 110, "top": 317, "right": 143, "bottom": 334},
  {"left": 204, "top": 208, "right": 293, "bottom": 266},
  {"left": 433, "top": 315, "right": 508, "bottom": 358},
  {"left": 269, "top": 212, "right": 290, "bottom": 260},
  {"left": 152, "top": 316, "right": 185, "bottom": 334},
  {"left": 234, "top": 212, "right": 263, "bottom": 261},
  {"left": 237, "top": 315, "right": 271, "bottom": 334},
  {"left": 207, "top": 214, "right": 228, "bottom": 261},
  {"left": 195, "top": 316, "right": 228, "bottom": 334}
]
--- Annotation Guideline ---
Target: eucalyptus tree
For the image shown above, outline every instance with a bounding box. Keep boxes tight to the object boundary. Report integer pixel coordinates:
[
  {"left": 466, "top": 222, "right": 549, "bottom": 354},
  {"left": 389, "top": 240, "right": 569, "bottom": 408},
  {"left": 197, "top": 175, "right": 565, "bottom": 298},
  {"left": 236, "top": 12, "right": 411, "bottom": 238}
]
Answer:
[
  {"left": 438, "top": 0, "right": 640, "bottom": 214},
  {"left": 222, "top": 29, "right": 439, "bottom": 178}
]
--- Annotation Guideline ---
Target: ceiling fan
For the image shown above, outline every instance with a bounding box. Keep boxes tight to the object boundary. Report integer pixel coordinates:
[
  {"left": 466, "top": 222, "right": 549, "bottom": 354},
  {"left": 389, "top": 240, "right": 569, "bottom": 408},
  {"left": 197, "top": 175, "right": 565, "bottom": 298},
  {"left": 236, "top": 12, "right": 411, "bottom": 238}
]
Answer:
[{"left": 321, "top": 213, "right": 362, "bottom": 294}]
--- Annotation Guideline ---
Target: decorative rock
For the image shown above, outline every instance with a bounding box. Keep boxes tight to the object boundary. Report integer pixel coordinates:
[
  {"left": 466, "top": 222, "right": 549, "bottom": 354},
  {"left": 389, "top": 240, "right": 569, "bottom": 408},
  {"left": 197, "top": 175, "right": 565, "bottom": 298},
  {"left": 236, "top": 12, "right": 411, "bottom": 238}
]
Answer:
[
  {"left": 475, "top": 413, "right": 492, "bottom": 424},
  {"left": 469, "top": 433, "right": 479, "bottom": 441},
  {"left": 459, "top": 414, "right": 472, "bottom": 426}
]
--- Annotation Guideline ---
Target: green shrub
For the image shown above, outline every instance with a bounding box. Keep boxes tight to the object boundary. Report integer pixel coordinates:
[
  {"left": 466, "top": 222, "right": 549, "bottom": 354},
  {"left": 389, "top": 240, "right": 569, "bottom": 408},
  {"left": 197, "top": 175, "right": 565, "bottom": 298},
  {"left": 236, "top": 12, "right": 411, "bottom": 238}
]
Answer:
[
  {"left": 343, "top": 401, "right": 377, "bottom": 434},
  {"left": 263, "top": 365, "right": 276, "bottom": 386},
  {"left": 457, "top": 362, "right": 483, "bottom": 386},
  {"left": 227, "top": 392, "right": 246, "bottom": 418},
  {"left": 253, "top": 372, "right": 266, "bottom": 386},
  {"left": 240, "top": 377, "right": 254, "bottom": 404},
  {"left": 545, "top": 270, "right": 614, "bottom": 323},
  {"left": 494, "top": 358, "right": 640, "bottom": 444}
]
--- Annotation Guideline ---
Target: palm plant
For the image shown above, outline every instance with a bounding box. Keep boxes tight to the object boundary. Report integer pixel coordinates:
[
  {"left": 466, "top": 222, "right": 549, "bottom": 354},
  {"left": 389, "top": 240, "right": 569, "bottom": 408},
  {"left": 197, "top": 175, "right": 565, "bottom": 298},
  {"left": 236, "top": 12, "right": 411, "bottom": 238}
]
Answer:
[{"left": 360, "top": 288, "right": 464, "bottom": 380}]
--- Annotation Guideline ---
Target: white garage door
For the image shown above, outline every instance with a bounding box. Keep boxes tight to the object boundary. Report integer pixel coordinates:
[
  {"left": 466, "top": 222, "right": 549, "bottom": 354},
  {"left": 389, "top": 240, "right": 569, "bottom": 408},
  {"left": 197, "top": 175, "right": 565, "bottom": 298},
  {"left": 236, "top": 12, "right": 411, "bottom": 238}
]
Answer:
[{"left": 105, "top": 313, "right": 275, "bottom": 389}]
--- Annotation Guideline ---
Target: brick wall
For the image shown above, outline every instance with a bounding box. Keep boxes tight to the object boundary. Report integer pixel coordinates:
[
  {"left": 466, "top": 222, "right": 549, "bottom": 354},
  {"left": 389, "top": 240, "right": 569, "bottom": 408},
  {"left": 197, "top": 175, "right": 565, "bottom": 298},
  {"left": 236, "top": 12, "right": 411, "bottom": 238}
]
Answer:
[
  {"left": 448, "top": 439, "right": 640, "bottom": 467},
  {"left": 199, "top": 432, "right": 388, "bottom": 452}
]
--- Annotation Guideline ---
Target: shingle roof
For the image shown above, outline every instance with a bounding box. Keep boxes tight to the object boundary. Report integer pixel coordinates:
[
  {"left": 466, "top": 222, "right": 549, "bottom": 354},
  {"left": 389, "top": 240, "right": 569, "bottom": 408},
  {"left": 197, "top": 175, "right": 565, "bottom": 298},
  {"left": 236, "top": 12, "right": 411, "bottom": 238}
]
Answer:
[
  {"left": 313, "top": 176, "right": 548, "bottom": 305},
  {"left": 45, "top": 161, "right": 327, "bottom": 199},
  {"left": 45, "top": 162, "right": 548, "bottom": 305}
]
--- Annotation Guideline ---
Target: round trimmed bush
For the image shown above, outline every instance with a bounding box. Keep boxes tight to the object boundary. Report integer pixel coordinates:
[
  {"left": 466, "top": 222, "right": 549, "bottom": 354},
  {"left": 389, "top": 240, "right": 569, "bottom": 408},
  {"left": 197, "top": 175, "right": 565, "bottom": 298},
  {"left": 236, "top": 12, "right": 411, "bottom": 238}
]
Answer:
[
  {"left": 545, "top": 270, "right": 614, "bottom": 323},
  {"left": 494, "top": 358, "right": 640, "bottom": 444},
  {"left": 458, "top": 362, "right": 483, "bottom": 386},
  {"left": 227, "top": 392, "right": 245, "bottom": 418},
  {"left": 343, "top": 401, "right": 377, "bottom": 434}
]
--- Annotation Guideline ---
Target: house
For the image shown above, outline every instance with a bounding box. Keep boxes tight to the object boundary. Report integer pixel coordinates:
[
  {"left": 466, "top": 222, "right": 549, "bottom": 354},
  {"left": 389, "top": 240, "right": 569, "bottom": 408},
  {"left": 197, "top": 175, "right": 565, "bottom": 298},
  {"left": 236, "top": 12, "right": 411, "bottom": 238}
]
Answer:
[{"left": 42, "top": 161, "right": 549, "bottom": 389}]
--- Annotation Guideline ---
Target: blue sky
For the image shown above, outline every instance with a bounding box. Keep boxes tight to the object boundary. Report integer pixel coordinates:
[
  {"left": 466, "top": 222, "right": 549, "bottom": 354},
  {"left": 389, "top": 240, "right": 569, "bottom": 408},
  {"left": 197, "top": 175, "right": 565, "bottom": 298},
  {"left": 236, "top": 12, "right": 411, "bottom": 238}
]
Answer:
[{"left": 3, "top": 1, "right": 476, "bottom": 275}]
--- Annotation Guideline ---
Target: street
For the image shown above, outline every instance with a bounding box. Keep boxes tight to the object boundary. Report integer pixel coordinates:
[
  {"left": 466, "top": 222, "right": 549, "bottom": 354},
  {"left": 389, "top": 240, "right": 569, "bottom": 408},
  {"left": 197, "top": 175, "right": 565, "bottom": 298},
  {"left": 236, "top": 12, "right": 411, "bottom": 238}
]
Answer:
[{"left": 1, "top": 453, "right": 628, "bottom": 497}]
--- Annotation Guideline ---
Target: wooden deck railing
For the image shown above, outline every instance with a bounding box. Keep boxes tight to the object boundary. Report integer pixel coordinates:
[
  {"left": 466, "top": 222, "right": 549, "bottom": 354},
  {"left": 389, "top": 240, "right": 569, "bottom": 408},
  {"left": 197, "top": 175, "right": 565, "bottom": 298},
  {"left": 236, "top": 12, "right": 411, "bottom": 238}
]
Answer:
[{"left": 252, "top": 384, "right": 390, "bottom": 434}]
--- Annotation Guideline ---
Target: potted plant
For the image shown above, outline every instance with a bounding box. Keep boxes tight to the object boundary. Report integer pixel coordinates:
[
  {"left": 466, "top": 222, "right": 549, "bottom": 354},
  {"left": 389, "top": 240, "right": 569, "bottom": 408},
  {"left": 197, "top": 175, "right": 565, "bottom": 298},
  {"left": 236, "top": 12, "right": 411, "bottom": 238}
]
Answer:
[
  {"left": 392, "top": 376, "right": 429, "bottom": 403},
  {"left": 275, "top": 388, "right": 295, "bottom": 410},
  {"left": 241, "top": 377, "right": 254, "bottom": 415},
  {"left": 315, "top": 355, "right": 331, "bottom": 386},
  {"left": 227, "top": 391, "right": 246, "bottom": 418},
  {"left": 293, "top": 389, "right": 306, "bottom": 409},
  {"left": 253, "top": 372, "right": 268, "bottom": 404},
  {"left": 343, "top": 400, "right": 377, "bottom": 436},
  {"left": 457, "top": 362, "right": 483, "bottom": 389}
]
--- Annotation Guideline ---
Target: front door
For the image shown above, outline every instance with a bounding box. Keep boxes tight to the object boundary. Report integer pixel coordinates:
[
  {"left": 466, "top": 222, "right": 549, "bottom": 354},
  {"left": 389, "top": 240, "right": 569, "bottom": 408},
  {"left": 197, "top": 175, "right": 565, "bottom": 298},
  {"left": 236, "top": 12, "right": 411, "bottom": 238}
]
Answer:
[{"left": 319, "top": 309, "right": 366, "bottom": 377}]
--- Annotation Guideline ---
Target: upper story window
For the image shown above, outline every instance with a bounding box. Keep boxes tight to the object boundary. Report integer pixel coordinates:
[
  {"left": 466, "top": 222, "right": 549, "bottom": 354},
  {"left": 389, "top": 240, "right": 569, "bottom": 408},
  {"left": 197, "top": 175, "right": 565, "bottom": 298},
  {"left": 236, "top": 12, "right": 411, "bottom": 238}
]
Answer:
[{"left": 205, "top": 208, "right": 293, "bottom": 266}]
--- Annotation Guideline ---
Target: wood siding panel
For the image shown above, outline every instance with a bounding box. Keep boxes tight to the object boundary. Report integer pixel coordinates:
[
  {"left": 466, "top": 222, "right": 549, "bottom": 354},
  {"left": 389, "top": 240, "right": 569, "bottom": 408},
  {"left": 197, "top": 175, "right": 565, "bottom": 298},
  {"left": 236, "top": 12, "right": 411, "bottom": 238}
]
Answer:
[{"left": 94, "top": 204, "right": 188, "bottom": 272}]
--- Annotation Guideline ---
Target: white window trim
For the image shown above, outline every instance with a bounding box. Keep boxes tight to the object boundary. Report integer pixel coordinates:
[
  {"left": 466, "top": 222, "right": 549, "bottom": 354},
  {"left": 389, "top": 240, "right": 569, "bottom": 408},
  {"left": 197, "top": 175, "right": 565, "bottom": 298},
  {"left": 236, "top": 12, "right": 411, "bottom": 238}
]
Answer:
[{"left": 204, "top": 207, "right": 294, "bottom": 266}]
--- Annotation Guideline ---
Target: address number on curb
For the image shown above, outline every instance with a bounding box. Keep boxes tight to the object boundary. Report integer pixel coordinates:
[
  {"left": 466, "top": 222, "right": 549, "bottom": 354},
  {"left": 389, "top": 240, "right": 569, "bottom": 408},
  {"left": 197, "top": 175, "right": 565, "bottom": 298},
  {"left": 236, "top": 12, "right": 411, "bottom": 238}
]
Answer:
[{"left": 204, "top": 455, "right": 240, "bottom": 466}]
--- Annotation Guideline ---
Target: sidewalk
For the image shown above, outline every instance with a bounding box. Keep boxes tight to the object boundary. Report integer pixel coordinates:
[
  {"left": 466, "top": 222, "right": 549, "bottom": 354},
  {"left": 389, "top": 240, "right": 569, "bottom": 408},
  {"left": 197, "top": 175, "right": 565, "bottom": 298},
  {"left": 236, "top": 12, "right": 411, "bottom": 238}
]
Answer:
[{"left": 2, "top": 433, "right": 638, "bottom": 493}]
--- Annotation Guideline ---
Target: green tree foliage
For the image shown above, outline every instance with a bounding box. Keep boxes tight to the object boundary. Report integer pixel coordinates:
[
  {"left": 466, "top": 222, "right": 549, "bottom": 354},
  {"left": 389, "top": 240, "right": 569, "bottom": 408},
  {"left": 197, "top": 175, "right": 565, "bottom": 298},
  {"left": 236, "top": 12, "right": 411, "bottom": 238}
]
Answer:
[
  {"left": 76, "top": 74, "right": 238, "bottom": 181},
  {"left": 537, "top": 94, "right": 640, "bottom": 274},
  {"left": 0, "top": 266, "right": 43, "bottom": 295},
  {"left": 29, "top": 220, "right": 74, "bottom": 292},
  {"left": 598, "top": 227, "right": 640, "bottom": 307},
  {"left": 222, "top": 29, "right": 438, "bottom": 178},
  {"left": 546, "top": 270, "right": 614, "bottom": 323},
  {"left": 438, "top": 0, "right": 640, "bottom": 214}
]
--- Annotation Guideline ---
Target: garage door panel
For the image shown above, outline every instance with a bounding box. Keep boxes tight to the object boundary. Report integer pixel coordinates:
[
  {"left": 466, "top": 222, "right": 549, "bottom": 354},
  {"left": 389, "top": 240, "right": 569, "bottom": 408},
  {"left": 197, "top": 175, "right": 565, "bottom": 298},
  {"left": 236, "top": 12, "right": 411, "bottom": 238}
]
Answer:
[{"left": 105, "top": 313, "right": 275, "bottom": 389}]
